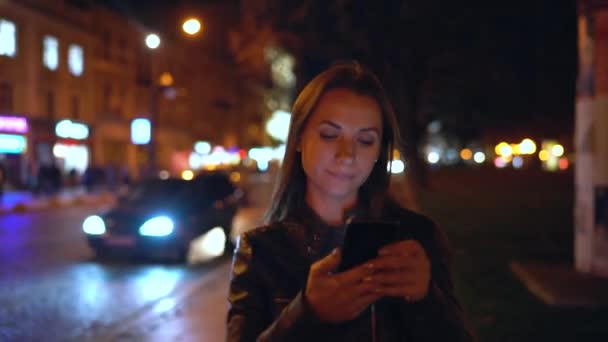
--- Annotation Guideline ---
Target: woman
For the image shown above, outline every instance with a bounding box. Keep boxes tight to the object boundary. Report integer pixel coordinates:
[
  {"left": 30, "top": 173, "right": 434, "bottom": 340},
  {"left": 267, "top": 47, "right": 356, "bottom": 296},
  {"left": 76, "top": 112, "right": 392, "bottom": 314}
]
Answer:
[{"left": 227, "top": 61, "right": 473, "bottom": 341}]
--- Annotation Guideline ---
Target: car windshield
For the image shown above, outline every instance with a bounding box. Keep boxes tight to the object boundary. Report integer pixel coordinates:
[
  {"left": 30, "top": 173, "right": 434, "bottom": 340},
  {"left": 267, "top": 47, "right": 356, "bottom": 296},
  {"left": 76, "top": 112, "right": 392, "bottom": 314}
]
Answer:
[{"left": 124, "top": 179, "right": 191, "bottom": 204}]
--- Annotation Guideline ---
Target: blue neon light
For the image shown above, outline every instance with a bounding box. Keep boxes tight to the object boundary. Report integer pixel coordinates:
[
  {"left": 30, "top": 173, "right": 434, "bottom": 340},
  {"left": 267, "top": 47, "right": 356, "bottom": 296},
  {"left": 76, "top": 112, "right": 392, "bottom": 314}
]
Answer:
[{"left": 0, "top": 134, "right": 26, "bottom": 154}]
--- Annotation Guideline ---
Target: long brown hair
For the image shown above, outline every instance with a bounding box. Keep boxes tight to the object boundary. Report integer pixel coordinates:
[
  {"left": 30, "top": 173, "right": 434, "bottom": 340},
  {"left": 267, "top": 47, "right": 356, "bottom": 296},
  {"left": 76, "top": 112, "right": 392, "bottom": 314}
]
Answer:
[{"left": 265, "top": 61, "right": 403, "bottom": 223}]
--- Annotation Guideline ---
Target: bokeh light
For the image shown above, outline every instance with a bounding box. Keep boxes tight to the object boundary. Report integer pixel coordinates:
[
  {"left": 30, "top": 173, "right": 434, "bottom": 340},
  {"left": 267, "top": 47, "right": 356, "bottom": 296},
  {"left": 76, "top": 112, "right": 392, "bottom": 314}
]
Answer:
[
  {"left": 460, "top": 148, "right": 473, "bottom": 161},
  {"left": 473, "top": 152, "right": 486, "bottom": 164},
  {"left": 182, "top": 18, "right": 201, "bottom": 35},
  {"left": 427, "top": 151, "right": 440, "bottom": 164},
  {"left": 145, "top": 33, "right": 160, "bottom": 49},
  {"left": 181, "top": 170, "right": 194, "bottom": 180},
  {"left": 512, "top": 156, "right": 524, "bottom": 169},
  {"left": 551, "top": 144, "right": 564, "bottom": 157},
  {"left": 519, "top": 138, "right": 537, "bottom": 154}
]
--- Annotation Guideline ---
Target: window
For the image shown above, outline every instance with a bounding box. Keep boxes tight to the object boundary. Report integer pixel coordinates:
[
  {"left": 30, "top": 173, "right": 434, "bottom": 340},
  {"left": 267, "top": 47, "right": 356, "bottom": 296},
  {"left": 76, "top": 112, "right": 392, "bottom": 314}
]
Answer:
[
  {"left": 103, "top": 83, "right": 111, "bottom": 113},
  {"left": 0, "top": 83, "right": 13, "bottom": 111},
  {"left": 118, "top": 38, "right": 126, "bottom": 63},
  {"left": 102, "top": 31, "right": 110, "bottom": 60},
  {"left": 43, "top": 35, "right": 59, "bottom": 70},
  {"left": 71, "top": 96, "right": 80, "bottom": 119},
  {"left": 0, "top": 19, "right": 17, "bottom": 57},
  {"left": 68, "top": 44, "right": 84, "bottom": 76},
  {"left": 47, "top": 91, "right": 55, "bottom": 119}
]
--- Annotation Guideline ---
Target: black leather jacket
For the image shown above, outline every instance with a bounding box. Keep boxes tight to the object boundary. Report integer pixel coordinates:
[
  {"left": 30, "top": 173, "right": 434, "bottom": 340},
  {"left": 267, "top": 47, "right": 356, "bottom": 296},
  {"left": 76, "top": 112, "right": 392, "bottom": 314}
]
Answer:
[{"left": 227, "top": 201, "right": 474, "bottom": 341}]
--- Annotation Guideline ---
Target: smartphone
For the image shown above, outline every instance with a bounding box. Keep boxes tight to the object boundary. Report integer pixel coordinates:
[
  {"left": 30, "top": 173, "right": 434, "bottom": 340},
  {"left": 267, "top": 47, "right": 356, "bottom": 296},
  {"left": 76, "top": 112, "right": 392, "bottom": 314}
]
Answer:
[{"left": 337, "top": 219, "right": 402, "bottom": 272}]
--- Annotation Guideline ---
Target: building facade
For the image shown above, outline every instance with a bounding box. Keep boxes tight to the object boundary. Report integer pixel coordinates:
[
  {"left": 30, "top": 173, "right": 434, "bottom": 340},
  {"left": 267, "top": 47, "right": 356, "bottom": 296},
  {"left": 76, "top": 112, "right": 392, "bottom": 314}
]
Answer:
[
  {"left": 0, "top": 0, "right": 96, "bottom": 188},
  {"left": 0, "top": 0, "right": 255, "bottom": 188}
]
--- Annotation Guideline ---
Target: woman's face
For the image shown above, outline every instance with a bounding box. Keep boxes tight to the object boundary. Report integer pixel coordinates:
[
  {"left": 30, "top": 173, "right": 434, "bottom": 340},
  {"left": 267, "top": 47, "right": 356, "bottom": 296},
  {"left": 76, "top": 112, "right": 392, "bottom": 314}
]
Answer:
[{"left": 299, "top": 88, "right": 383, "bottom": 204}]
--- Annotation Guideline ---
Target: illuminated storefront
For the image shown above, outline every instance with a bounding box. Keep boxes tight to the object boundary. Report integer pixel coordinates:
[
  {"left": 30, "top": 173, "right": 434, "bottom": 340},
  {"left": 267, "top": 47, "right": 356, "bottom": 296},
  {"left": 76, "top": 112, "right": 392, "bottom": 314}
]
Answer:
[
  {"left": 53, "top": 119, "right": 90, "bottom": 174},
  {"left": 0, "top": 115, "right": 29, "bottom": 187}
]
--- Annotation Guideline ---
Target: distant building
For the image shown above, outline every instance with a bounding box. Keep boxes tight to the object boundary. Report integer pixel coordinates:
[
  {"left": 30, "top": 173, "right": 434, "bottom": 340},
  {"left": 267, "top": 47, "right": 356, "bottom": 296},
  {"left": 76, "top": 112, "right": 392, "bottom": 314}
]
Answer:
[{"left": 0, "top": 0, "right": 262, "bottom": 184}]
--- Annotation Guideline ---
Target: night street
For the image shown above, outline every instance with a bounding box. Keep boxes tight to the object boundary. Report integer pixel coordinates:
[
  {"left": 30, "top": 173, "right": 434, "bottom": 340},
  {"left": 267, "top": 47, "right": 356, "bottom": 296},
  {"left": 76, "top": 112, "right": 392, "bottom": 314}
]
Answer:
[
  {"left": 0, "top": 205, "right": 259, "bottom": 341},
  {"left": 3, "top": 0, "right": 608, "bottom": 340}
]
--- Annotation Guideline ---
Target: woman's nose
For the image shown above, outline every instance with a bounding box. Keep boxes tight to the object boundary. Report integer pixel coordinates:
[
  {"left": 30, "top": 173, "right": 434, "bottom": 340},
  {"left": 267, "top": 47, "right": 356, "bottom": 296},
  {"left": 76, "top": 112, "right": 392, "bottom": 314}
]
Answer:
[{"left": 336, "top": 138, "right": 355, "bottom": 164}]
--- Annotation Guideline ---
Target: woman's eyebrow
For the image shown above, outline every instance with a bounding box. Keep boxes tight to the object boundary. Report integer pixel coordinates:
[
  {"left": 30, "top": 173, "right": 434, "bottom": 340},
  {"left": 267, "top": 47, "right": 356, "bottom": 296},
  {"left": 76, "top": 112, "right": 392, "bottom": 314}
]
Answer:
[
  {"left": 359, "top": 127, "right": 380, "bottom": 134},
  {"left": 319, "top": 120, "right": 380, "bottom": 134},
  {"left": 319, "top": 120, "right": 341, "bottom": 129}
]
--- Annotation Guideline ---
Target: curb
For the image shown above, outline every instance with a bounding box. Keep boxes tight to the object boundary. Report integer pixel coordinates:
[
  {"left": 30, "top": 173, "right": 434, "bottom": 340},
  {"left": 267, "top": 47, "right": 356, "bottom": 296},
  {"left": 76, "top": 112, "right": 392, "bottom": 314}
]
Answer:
[
  {"left": 510, "top": 261, "right": 608, "bottom": 308},
  {"left": 0, "top": 192, "right": 116, "bottom": 215}
]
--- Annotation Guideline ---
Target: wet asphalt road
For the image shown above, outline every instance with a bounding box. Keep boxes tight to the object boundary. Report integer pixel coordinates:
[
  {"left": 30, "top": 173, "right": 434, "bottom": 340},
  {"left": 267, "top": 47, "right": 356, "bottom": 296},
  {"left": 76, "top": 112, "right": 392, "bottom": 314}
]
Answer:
[{"left": 0, "top": 206, "right": 230, "bottom": 341}]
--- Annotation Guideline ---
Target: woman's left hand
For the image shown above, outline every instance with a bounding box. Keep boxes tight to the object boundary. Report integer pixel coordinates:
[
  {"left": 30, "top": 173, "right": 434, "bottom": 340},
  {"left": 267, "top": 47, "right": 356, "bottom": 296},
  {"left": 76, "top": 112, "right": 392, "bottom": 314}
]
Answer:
[{"left": 370, "top": 239, "right": 431, "bottom": 302}]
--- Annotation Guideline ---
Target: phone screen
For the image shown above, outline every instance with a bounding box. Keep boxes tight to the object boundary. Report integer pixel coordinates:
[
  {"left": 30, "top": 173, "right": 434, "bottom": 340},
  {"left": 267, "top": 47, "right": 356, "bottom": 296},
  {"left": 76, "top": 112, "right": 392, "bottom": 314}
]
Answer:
[{"left": 337, "top": 220, "right": 401, "bottom": 272}]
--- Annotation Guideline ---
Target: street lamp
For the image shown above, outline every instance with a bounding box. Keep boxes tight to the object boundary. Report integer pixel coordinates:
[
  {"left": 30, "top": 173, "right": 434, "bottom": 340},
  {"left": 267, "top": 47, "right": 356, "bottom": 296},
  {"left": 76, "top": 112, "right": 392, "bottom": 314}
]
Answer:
[
  {"left": 142, "top": 19, "right": 201, "bottom": 178},
  {"left": 182, "top": 18, "right": 202, "bottom": 36},
  {"left": 145, "top": 34, "right": 161, "bottom": 49},
  {"left": 143, "top": 33, "right": 164, "bottom": 177}
]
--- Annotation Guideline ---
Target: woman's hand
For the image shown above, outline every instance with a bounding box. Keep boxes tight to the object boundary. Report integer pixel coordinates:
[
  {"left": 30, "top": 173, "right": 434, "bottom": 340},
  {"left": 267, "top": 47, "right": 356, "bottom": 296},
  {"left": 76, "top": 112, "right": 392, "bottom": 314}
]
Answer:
[
  {"left": 304, "top": 249, "right": 382, "bottom": 323},
  {"left": 372, "top": 240, "right": 431, "bottom": 302}
]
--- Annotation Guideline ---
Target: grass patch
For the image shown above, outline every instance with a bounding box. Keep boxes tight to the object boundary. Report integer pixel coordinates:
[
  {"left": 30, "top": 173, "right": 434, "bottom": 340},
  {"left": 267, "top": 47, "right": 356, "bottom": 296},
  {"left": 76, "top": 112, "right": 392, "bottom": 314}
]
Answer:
[{"left": 417, "top": 167, "right": 608, "bottom": 342}]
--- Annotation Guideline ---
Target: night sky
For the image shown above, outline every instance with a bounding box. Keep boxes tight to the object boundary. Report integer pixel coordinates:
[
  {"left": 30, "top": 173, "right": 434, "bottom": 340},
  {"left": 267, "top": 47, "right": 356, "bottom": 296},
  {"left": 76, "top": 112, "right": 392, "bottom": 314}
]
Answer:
[{"left": 106, "top": 0, "right": 578, "bottom": 136}]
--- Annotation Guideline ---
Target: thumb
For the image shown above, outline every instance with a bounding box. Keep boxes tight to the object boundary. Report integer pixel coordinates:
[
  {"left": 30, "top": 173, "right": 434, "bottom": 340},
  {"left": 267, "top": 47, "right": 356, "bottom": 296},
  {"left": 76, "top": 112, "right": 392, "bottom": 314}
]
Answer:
[{"left": 311, "top": 248, "right": 342, "bottom": 275}]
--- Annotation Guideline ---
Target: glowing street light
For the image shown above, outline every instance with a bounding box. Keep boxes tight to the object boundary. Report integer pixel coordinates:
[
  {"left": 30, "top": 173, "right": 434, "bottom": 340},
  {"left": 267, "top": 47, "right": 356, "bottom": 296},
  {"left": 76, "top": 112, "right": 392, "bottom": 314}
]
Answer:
[
  {"left": 182, "top": 18, "right": 202, "bottom": 35},
  {"left": 551, "top": 144, "right": 565, "bottom": 157},
  {"left": 519, "top": 138, "right": 537, "bottom": 155},
  {"left": 145, "top": 34, "right": 161, "bottom": 49}
]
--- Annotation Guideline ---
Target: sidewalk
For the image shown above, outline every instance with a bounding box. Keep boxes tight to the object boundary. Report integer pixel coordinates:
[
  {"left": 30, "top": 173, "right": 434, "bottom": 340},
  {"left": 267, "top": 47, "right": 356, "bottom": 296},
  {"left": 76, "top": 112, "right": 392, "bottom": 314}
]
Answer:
[{"left": 0, "top": 188, "right": 115, "bottom": 215}]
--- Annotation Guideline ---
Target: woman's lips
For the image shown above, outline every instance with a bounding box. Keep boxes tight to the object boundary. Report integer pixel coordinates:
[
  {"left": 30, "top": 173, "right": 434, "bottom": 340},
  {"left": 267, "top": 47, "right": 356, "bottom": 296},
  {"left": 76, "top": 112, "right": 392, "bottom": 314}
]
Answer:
[{"left": 327, "top": 170, "right": 355, "bottom": 181}]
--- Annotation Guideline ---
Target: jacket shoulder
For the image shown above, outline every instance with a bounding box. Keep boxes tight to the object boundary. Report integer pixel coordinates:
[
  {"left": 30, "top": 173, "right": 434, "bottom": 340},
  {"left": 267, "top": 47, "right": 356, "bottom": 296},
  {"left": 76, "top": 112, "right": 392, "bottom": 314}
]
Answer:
[
  {"left": 238, "top": 220, "right": 308, "bottom": 258},
  {"left": 240, "top": 221, "right": 292, "bottom": 244}
]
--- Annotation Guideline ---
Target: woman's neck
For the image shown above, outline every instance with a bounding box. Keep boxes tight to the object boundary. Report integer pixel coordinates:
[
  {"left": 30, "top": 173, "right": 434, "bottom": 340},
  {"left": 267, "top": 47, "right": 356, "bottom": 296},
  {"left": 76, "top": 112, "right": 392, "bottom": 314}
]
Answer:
[{"left": 305, "top": 190, "right": 357, "bottom": 226}]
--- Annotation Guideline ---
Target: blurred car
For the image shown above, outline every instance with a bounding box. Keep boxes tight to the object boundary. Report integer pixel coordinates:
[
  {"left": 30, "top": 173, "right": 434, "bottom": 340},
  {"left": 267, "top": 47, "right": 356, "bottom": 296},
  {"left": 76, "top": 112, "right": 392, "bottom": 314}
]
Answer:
[{"left": 82, "top": 173, "right": 243, "bottom": 262}]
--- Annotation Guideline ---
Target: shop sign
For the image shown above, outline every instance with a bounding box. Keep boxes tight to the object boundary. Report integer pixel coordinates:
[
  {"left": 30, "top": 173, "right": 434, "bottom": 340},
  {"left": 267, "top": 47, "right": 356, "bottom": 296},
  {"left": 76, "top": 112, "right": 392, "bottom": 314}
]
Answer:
[
  {"left": 55, "top": 119, "right": 89, "bottom": 140},
  {"left": 0, "top": 133, "right": 27, "bottom": 154},
  {"left": 131, "top": 118, "right": 151, "bottom": 145},
  {"left": 0, "top": 115, "right": 28, "bottom": 134}
]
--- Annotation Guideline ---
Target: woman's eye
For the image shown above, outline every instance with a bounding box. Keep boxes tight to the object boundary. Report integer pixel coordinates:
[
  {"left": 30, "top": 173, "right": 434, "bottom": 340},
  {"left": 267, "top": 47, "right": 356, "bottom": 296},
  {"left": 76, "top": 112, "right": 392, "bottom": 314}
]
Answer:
[
  {"left": 358, "top": 137, "right": 376, "bottom": 146},
  {"left": 320, "top": 133, "right": 338, "bottom": 140}
]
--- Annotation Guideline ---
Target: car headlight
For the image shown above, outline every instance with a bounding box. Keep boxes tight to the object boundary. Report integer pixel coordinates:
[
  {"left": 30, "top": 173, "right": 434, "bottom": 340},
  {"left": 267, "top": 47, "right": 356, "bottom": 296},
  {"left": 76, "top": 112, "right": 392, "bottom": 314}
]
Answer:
[
  {"left": 139, "top": 216, "right": 174, "bottom": 237},
  {"left": 83, "top": 215, "right": 106, "bottom": 235}
]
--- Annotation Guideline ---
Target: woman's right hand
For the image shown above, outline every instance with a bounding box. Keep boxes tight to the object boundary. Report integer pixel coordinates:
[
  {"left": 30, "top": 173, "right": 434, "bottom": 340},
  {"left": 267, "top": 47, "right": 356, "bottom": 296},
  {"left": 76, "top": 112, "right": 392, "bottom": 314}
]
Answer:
[{"left": 304, "top": 248, "right": 382, "bottom": 323}]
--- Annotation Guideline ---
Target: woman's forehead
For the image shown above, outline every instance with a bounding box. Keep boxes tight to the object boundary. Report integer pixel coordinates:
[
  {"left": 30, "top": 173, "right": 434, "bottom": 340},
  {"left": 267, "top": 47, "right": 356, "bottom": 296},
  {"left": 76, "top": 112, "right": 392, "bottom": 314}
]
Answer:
[{"left": 308, "top": 88, "right": 382, "bottom": 127}]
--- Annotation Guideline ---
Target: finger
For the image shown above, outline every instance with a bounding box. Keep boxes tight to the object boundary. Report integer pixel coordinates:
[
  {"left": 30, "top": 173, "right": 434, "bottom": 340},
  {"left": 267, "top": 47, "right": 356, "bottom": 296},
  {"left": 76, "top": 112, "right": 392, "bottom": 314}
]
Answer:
[
  {"left": 310, "top": 248, "right": 342, "bottom": 276},
  {"left": 333, "top": 261, "right": 375, "bottom": 285},
  {"left": 373, "top": 270, "right": 417, "bottom": 287},
  {"left": 370, "top": 255, "right": 416, "bottom": 272},
  {"left": 317, "top": 280, "right": 379, "bottom": 317},
  {"left": 378, "top": 283, "right": 412, "bottom": 298},
  {"left": 380, "top": 283, "right": 429, "bottom": 300},
  {"left": 378, "top": 239, "right": 422, "bottom": 257}
]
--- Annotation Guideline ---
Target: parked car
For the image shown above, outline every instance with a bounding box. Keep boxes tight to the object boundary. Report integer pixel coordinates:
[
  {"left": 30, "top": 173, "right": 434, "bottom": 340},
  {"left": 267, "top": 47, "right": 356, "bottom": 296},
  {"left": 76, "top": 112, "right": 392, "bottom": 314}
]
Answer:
[{"left": 82, "top": 174, "right": 242, "bottom": 262}]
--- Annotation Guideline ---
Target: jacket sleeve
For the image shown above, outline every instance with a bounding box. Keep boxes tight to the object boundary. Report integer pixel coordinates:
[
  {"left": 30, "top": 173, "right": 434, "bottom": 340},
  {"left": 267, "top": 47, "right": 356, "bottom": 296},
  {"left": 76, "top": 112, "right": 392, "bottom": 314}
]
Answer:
[
  {"left": 226, "top": 232, "right": 329, "bottom": 342},
  {"left": 401, "top": 224, "right": 476, "bottom": 342},
  {"left": 227, "top": 233, "right": 269, "bottom": 341}
]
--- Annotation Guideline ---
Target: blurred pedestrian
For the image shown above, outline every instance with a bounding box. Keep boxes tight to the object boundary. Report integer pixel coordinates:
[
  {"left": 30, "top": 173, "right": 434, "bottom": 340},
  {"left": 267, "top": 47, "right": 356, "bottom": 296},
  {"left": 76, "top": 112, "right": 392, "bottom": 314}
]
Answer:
[
  {"left": 226, "top": 61, "right": 474, "bottom": 341},
  {"left": 67, "top": 168, "right": 79, "bottom": 188}
]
